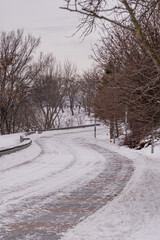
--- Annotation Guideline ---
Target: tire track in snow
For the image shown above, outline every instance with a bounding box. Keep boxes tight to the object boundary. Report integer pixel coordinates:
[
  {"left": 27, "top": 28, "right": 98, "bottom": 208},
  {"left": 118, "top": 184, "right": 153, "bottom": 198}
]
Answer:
[
  {"left": 0, "top": 131, "right": 134, "bottom": 240},
  {"left": 0, "top": 136, "right": 78, "bottom": 211},
  {"left": 0, "top": 130, "right": 105, "bottom": 216}
]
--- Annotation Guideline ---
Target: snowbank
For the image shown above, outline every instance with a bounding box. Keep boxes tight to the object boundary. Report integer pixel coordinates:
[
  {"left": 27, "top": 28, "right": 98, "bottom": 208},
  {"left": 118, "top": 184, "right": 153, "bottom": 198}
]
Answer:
[{"left": 0, "top": 133, "right": 21, "bottom": 150}]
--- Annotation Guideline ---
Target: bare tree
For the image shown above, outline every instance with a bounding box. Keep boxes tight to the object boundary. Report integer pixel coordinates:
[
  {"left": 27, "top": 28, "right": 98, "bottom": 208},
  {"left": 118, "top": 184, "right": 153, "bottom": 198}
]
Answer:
[
  {"left": 92, "top": 23, "right": 160, "bottom": 147},
  {"left": 0, "top": 29, "right": 51, "bottom": 134},
  {"left": 32, "top": 57, "right": 66, "bottom": 130},
  {"left": 63, "top": 60, "right": 79, "bottom": 115},
  {"left": 0, "top": 30, "right": 41, "bottom": 134},
  {"left": 80, "top": 69, "right": 98, "bottom": 116},
  {"left": 61, "top": 0, "right": 160, "bottom": 72}
]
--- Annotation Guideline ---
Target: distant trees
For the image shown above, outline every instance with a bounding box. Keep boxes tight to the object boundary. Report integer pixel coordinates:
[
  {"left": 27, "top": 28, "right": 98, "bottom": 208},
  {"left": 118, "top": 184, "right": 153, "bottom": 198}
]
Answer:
[
  {"left": 63, "top": 60, "right": 79, "bottom": 116},
  {"left": 32, "top": 57, "right": 66, "bottom": 130},
  {"left": 0, "top": 30, "right": 82, "bottom": 134},
  {"left": 80, "top": 70, "right": 98, "bottom": 116}
]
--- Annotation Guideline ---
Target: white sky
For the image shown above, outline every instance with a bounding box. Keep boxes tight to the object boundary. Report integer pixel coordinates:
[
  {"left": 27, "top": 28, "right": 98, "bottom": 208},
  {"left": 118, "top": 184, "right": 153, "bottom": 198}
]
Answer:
[{"left": 0, "top": 0, "right": 99, "bottom": 73}]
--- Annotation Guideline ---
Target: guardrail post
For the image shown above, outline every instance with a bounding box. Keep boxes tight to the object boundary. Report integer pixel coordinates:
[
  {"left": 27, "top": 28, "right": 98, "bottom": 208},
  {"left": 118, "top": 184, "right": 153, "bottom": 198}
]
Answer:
[{"left": 20, "top": 136, "right": 24, "bottom": 143}]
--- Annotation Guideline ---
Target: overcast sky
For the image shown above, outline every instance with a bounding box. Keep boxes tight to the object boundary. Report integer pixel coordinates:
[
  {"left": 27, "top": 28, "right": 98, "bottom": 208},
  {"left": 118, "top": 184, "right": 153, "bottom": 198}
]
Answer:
[{"left": 0, "top": 0, "right": 100, "bottom": 73}]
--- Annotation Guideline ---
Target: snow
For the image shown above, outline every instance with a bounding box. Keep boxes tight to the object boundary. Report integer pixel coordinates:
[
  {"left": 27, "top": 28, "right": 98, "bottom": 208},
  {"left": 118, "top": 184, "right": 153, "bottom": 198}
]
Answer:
[
  {"left": 54, "top": 108, "right": 95, "bottom": 127},
  {"left": 0, "top": 126, "right": 160, "bottom": 239},
  {"left": 61, "top": 128, "right": 160, "bottom": 240},
  {"left": 0, "top": 133, "right": 22, "bottom": 149}
]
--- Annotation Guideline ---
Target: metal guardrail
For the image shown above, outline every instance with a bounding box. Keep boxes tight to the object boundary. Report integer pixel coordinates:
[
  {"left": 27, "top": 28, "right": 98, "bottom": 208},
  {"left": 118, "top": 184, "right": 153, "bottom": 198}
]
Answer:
[
  {"left": 0, "top": 135, "right": 32, "bottom": 157},
  {"left": 0, "top": 124, "right": 100, "bottom": 157},
  {"left": 39, "top": 124, "right": 100, "bottom": 132}
]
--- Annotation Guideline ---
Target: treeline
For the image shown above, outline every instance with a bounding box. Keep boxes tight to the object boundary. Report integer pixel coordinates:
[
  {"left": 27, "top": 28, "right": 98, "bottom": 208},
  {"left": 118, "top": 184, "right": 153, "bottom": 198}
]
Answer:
[
  {"left": 61, "top": 0, "right": 160, "bottom": 148},
  {"left": 1, "top": 1, "right": 160, "bottom": 149},
  {"left": 0, "top": 30, "right": 87, "bottom": 135},
  {"left": 81, "top": 6, "right": 160, "bottom": 147}
]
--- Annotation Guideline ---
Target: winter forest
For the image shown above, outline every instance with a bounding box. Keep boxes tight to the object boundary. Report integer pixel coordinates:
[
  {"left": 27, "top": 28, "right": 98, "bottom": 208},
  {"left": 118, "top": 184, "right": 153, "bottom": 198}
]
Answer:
[{"left": 1, "top": 0, "right": 160, "bottom": 149}]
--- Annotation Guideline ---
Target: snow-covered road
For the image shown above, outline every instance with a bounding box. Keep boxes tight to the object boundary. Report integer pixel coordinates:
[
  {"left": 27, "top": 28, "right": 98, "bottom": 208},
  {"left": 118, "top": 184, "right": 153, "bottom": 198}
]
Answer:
[
  {"left": 60, "top": 129, "right": 160, "bottom": 240},
  {"left": 0, "top": 127, "right": 133, "bottom": 240}
]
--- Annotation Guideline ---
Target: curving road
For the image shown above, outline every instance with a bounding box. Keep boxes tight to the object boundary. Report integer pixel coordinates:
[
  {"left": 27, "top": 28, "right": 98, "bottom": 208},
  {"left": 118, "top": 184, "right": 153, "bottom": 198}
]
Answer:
[{"left": 0, "top": 127, "right": 134, "bottom": 240}]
